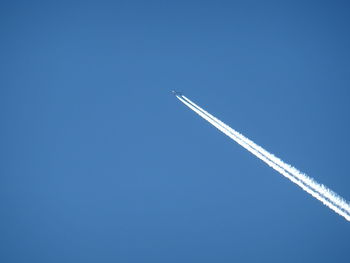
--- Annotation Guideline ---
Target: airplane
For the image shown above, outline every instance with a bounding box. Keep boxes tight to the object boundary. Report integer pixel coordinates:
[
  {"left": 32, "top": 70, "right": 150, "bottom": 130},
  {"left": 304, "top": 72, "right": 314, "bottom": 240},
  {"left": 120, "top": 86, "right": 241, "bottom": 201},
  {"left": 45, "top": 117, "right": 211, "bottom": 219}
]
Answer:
[{"left": 171, "top": 90, "right": 182, "bottom": 96}]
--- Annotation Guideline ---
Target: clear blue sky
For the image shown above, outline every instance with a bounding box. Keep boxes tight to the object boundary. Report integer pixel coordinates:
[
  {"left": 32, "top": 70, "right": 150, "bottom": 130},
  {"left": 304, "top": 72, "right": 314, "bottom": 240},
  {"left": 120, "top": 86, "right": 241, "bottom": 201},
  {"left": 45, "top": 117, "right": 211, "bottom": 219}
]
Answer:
[{"left": 1, "top": 1, "right": 350, "bottom": 262}]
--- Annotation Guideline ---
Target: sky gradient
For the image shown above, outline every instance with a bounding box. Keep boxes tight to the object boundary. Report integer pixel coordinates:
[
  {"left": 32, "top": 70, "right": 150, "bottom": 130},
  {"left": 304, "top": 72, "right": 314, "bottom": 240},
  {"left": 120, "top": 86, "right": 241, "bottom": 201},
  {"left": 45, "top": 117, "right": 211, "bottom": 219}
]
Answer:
[{"left": 1, "top": 1, "right": 350, "bottom": 262}]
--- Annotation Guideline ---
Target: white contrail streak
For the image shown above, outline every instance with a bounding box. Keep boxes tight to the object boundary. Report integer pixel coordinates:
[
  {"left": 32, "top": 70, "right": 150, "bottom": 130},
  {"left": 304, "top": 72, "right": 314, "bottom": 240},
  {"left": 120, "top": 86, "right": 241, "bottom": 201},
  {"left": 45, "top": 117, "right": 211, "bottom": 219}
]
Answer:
[
  {"left": 180, "top": 95, "right": 350, "bottom": 215},
  {"left": 176, "top": 94, "right": 350, "bottom": 221}
]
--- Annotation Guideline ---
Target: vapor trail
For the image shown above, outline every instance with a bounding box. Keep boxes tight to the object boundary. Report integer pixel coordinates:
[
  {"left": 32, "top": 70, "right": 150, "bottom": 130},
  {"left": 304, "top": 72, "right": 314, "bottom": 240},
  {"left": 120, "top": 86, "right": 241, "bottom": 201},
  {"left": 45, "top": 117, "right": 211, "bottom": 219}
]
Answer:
[
  {"left": 180, "top": 95, "right": 350, "bottom": 215},
  {"left": 176, "top": 94, "right": 350, "bottom": 221}
]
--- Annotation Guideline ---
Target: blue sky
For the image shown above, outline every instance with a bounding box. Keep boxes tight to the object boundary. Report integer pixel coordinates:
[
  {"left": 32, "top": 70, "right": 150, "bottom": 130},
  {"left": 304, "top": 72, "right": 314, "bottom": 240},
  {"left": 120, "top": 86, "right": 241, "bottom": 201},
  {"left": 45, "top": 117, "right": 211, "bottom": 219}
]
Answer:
[{"left": 1, "top": 1, "right": 350, "bottom": 262}]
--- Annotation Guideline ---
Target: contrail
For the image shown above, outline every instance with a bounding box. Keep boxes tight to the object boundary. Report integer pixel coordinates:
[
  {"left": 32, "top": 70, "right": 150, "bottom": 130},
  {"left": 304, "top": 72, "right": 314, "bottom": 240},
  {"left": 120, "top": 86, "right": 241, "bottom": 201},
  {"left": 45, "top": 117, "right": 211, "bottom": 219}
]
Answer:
[
  {"left": 175, "top": 93, "right": 350, "bottom": 221},
  {"left": 180, "top": 95, "right": 350, "bottom": 215}
]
